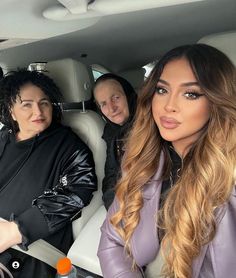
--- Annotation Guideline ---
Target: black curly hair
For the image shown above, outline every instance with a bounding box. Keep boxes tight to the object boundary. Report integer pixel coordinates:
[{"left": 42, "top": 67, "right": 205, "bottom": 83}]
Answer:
[{"left": 0, "top": 69, "right": 63, "bottom": 133}]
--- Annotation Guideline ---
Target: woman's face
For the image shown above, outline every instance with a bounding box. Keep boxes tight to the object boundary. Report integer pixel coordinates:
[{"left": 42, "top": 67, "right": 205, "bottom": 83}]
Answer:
[
  {"left": 94, "top": 79, "right": 130, "bottom": 125},
  {"left": 10, "top": 83, "right": 53, "bottom": 140},
  {"left": 152, "top": 58, "right": 210, "bottom": 156}
]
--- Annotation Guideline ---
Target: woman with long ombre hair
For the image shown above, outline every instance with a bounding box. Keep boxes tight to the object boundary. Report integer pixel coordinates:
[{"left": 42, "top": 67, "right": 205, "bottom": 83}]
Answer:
[{"left": 98, "top": 44, "right": 236, "bottom": 278}]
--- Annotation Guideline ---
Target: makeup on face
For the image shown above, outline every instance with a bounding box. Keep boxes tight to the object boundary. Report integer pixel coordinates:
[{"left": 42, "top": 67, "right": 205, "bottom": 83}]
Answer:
[{"left": 152, "top": 58, "right": 210, "bottom": 156}]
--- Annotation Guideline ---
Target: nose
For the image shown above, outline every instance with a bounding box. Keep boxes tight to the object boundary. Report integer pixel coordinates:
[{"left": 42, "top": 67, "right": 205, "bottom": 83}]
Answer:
[
  {"left": 33, "top": 103, "right": 43, "bottom": 116},
  {"left": 164, "top": 94, "right": 179, "bottom": 113},
  {"left": 107, "top": 101, "right": 117, "bottom": 114}
]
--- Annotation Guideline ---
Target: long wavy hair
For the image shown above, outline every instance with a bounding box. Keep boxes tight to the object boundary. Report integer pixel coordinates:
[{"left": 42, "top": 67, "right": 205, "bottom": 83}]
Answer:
[{"left": 111, "top": 44, "right": 236, "bottom": 277}]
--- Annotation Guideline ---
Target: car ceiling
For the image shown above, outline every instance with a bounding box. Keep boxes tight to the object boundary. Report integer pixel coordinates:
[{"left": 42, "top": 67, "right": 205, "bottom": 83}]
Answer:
[{"left": 0, "top": 0, "right": 235, "bottom": 73}]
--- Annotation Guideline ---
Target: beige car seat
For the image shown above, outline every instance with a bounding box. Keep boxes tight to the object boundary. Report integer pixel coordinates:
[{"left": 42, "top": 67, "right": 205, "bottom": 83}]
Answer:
[
  {"left": 45, "top": 58, "right": 106, "bottom": 239},
  {"left": 198, "top": 30, "right": 236, "bottom": 66}
]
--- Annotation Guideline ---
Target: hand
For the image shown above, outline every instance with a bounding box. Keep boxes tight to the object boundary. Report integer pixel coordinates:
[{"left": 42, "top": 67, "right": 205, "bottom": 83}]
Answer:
[{"left": 0, "top": 221, "right": 22, "bottom": 253}]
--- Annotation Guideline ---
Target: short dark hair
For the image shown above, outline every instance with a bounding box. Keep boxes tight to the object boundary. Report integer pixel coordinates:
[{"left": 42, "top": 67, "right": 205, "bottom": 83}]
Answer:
[{"left": 0, "top": 69, "right": 63, "bottom": 132}]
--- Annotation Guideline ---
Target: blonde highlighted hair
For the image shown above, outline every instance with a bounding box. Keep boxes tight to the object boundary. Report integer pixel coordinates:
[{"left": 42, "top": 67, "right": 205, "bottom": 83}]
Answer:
[{"left": 111, "top": 44, "right": 236, "bottom": 277}]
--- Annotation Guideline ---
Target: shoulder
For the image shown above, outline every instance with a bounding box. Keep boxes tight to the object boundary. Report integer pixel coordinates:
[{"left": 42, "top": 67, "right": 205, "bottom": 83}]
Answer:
[
  {"left": 102, "top": 123, "right": 121, "bottom": 142},
  {"left": 142, "top": 153, "right": 165, "bottom": 200},
  {"left": 46, "top": 124, "right": 91, "bottom": 154},
  {"left": 55, "top": 124, "right": 84, "bottom": 143},
  {"left": 214, "top": 185, "right": 236, "bottom": 229},
  {"left": 229, "top": 185, "right": 236, "bottom": 209},
  {"left": 0, "top": 128, "right": 10, "bottom": 156},
  {"left": 219, "top": 184, "right": 236, "bottom": 215},
  {"left": 0, "top": 127, "right": 9, "bottom": 142},
  {"left": 102, "top": 124, "right": 110, "bottom": 140},
  {"left": 205, "top": 185, "right": 236, "bottom": 277},
  {"left": 100, "top": 197, "right": 124, "bottom": 246}
]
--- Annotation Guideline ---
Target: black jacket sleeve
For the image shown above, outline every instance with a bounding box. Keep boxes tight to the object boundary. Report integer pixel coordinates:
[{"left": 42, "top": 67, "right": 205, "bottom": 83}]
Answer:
[{"left": 16, "top": 145, "right": 97, "bottom": 247}]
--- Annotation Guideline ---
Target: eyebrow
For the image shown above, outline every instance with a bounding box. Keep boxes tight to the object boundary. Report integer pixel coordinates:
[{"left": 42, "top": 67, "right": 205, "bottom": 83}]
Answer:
[
  {"left": 97, "top": 93, "right": 121, "bottom": 103},
  {"left": 111, "top": 93, "right": 121, "bottom": 97},
  {"left": 20, "top": 97, "right": 50, "bottom": 103},
  {"left": 158, "top": 79, "right": 200, "bottom": 87}
]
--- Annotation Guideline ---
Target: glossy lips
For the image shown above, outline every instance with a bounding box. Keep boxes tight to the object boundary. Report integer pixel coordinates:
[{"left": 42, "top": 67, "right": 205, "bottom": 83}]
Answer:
[{"left": 160, "top": 116, "right": 180, "bottom": 129}]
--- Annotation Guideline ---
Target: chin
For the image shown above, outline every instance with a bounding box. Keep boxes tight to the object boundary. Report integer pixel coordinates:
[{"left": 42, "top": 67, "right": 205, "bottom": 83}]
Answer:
[
  {"left": 159, "top": 131, "right": 180, "bottom": 142},
  {"left": 112, "top": 119, "right": 124, "bottom": 125},
  {"left": 117, "top": 121, "right": 125, "bottom": 126},
  {"left": 36, "top": 124, "right": 50, "bottom": 133},
  {"left": 118, "top": 118, "right": 129, "bottom": 126}
]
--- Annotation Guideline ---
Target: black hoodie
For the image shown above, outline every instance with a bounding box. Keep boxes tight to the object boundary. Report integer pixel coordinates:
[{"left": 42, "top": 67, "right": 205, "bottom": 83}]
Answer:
[{"left": 0, "top": 123, "right": 97, "bottom": 277}]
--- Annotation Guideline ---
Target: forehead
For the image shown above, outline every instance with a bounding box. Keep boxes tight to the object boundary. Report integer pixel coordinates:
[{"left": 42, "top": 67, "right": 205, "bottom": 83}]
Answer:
[
  {"left": 17, "top": 83, "right": 48, "bottom": 100},
  {"left": 160, "top": 58, "right": 197, "bottom": 83},
  {"left": 94, "top": 79, "right": 126, "bottom": 101}
]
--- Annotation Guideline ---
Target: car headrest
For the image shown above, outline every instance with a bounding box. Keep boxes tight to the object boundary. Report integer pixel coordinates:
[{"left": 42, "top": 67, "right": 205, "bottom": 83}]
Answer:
[
  {"left": 198, "top": 31, "right": 236, "bottom": 66},
  {"left": 45, "top": 58, "right": 93, "bottom": 102}
]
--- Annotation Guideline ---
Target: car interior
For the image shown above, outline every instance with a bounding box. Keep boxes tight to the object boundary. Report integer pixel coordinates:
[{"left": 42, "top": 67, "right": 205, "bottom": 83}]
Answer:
[{"left": 0, "top": 0, "right": 236, "bottom": 277}]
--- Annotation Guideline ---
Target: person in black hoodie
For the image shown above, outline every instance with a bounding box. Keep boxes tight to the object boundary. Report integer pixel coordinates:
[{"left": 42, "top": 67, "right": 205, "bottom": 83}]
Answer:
[
  {"left": 93, "top": 73, "right": 137, "bottom": 210},
  {"left": 0, "top": 69, "right": 97, "bottom": 277}
]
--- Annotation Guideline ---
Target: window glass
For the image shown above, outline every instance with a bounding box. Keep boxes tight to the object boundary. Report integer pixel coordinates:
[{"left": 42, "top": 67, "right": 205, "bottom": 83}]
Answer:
[
  {"left": 143, "top": 62, "right": 156, "bottom": 79},
  {"left": 91, "top": 64, "right": 109, "bottom": 81},
  {"left": 92, "top": 70, "right": 104, "bottom": 81}
]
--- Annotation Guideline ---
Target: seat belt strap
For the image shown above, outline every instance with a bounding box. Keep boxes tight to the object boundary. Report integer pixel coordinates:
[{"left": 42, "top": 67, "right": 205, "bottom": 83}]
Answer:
[{"left": 0, "top": 262, "right": 14, "bottom": 278}]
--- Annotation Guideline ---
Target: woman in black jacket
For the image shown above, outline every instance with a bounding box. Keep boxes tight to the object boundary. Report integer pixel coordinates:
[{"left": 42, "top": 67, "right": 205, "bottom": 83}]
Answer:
[
  {"left": 0, "top": 69, "right": 97, "bottom": 277},
  {"left": 93, "top": 73, "right": 137, "bottom": 210}
]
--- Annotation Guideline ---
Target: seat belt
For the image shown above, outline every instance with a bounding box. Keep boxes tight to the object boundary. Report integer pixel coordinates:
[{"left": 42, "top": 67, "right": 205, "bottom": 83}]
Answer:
[
  {"left": 11, "top": 239, "right": 66, "bottom": 269},
  {"left": 0, "top": 262, "right": 14, "bottom": 278}
]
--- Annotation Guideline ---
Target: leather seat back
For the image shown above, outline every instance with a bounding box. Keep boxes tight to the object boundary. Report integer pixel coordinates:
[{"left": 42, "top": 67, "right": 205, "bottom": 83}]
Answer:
[
  {"left": 45, "top": 58, "right": 106, "bottom": 238},
  {"left": 198, "top": 31, "right": 236, "bottom": 66}
]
